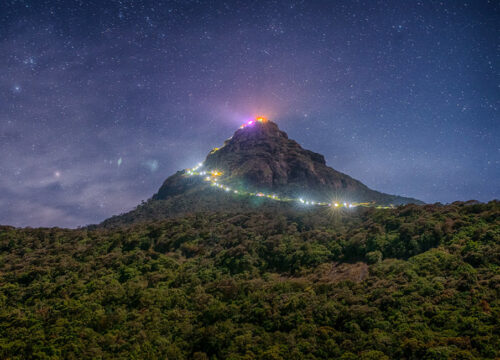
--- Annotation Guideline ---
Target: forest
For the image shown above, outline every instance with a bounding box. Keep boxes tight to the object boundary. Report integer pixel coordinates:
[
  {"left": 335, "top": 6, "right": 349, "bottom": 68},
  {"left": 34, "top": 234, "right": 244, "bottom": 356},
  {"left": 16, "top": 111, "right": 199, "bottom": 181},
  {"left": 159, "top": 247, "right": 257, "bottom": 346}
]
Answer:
[{"left": 0, "top": 201, "right": 498, "bottom": 359}]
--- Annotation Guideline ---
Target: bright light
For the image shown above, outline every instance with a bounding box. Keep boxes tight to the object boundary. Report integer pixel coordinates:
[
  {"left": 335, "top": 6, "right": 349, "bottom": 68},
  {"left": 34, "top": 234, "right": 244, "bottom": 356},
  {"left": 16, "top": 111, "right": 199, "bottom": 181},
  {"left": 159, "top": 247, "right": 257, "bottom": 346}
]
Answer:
[
  {"left": 334, "top": 203, "right": 339, "bottom": 207},
  {"left": 240, "top": 117, "right": 267, "bottom": 129}
]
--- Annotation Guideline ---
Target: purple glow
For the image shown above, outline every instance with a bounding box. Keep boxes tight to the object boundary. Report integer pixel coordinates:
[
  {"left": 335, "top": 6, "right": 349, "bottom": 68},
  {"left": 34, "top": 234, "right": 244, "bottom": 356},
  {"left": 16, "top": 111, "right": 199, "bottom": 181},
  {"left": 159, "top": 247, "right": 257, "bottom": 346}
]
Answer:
[{"left": 239, "top": 119, "right": 257, "bottom": 129}]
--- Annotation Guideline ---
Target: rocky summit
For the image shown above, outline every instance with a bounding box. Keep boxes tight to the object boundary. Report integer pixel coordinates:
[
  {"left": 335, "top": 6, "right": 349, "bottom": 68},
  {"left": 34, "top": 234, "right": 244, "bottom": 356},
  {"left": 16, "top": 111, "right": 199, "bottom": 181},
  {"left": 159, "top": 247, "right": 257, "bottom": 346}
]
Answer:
[{"left": 154, "top": 118, "right": 421, "bottom": 205}]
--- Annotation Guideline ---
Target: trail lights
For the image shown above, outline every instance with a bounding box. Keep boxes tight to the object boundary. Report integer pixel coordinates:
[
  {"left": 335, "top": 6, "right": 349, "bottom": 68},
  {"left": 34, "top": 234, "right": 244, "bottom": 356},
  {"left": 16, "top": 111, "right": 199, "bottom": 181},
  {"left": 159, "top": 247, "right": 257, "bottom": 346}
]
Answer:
[
  {"left": 185, "top": 161, "right": 391, "bottom": 209},
  {"left": 186, "top": 162, "right": 204, "bottom": 174}
]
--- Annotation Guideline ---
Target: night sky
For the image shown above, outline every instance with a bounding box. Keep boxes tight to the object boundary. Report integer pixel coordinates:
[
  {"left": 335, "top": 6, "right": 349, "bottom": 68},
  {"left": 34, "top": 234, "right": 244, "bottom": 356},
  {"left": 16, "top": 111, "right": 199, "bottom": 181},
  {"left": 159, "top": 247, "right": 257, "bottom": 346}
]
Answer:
[{"left": 1, "top": 0, "right": 498, "bottom": 228}]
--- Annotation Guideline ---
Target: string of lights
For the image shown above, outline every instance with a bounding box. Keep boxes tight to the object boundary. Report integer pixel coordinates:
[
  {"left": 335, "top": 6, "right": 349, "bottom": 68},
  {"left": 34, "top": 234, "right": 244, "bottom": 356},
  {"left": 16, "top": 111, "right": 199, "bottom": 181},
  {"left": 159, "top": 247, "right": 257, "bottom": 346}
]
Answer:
[{"left": 184, "top": 165, "right": 393, "bottom": 209}]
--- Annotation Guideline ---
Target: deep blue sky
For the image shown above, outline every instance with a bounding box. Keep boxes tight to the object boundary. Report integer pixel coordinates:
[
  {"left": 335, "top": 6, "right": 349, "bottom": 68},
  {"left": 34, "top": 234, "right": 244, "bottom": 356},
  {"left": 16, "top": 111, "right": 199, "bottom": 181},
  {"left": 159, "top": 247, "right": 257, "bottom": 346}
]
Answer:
[{"left": 0, "top": 0, "right": 498, "bottom": 227}]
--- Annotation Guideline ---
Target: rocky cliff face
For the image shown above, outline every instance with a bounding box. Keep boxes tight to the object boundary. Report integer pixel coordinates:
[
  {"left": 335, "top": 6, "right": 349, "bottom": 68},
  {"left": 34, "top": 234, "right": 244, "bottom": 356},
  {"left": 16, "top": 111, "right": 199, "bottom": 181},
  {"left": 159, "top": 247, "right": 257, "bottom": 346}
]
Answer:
[{"left": 154, "top": 119, "right": 422, "bottom": 205}]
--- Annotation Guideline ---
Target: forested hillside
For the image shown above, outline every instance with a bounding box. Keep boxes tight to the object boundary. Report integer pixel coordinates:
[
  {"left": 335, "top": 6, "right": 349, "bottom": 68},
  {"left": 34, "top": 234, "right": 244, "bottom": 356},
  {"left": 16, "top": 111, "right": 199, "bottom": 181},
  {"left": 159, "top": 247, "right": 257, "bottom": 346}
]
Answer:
[{"left": 0, "top": 201, "right": 498, "bottom": 359}]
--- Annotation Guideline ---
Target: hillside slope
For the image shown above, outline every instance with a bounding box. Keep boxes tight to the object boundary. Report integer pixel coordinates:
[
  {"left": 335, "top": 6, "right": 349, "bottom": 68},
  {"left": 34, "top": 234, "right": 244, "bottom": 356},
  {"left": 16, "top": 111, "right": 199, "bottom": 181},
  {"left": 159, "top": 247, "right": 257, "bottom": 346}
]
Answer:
[{"left": 1, "top": 201, "right": 498, "bottom": 359}]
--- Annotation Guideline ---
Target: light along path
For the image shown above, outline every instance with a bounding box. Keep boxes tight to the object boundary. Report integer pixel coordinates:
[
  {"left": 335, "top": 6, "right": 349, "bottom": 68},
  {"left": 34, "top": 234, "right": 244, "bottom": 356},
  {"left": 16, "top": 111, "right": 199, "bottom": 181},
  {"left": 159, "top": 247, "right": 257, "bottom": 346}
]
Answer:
[
  {"left": 185, "top": 164, "right": 391, "bottom": 209},
  {"left": 184, "top": 116, "right": 394, "bottom": 210}
]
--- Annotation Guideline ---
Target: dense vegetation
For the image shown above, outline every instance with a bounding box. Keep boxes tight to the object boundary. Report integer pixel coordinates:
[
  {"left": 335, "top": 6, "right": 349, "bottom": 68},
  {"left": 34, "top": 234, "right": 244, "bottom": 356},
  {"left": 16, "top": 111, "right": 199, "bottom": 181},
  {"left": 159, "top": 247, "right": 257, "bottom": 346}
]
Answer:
[{"left": 0, "top": 201, "right": 499, "bottom": 359}]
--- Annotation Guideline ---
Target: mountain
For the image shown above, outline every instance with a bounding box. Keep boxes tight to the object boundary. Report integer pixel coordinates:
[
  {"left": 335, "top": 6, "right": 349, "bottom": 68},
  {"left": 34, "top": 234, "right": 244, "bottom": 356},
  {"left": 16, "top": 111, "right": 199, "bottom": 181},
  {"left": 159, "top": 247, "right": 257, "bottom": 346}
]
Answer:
[{"left": 102, "top": 118, "right": 422, "bottom": 226}]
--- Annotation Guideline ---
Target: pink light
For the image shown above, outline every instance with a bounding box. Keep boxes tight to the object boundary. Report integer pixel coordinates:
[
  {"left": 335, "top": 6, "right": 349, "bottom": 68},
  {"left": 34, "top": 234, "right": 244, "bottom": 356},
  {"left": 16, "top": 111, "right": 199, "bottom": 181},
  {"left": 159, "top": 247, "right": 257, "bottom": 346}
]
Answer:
[{"left": 240, "top": 117, "right": 262, "bottom": 129}]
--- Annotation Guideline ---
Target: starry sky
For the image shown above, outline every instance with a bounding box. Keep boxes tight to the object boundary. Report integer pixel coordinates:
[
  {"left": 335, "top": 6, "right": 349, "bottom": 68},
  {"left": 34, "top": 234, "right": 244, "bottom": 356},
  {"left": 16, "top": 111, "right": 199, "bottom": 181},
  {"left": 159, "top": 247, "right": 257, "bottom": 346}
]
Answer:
[{"left": 1, "top": 0, "right": 498, "bottom": 228}]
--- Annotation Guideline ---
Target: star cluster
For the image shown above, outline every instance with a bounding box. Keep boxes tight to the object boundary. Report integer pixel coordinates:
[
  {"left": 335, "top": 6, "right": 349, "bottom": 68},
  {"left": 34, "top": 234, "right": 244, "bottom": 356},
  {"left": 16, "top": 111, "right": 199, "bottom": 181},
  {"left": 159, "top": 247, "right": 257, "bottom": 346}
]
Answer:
[{"left": 0, "top": 0, "right": 498, "bottom": 227}]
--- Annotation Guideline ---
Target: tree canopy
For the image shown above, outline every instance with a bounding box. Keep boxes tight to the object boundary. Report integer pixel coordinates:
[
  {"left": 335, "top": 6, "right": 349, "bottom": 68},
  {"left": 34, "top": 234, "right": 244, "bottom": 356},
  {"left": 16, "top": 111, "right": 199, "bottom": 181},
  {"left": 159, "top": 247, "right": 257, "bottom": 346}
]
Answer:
[{"left": 0, "top": 201, "right": 498, "bottom": 359}]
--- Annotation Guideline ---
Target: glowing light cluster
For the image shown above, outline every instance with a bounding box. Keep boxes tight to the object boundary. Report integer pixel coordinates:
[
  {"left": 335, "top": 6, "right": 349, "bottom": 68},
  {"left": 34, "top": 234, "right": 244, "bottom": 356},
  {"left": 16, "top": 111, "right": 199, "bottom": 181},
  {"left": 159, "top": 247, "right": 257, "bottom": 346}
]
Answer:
[
  {"left": 186, "top": 162, "right": 204, "bottom": 175},
  {"left": 240, "top": 116, "right": 267, "bottom": 129}
]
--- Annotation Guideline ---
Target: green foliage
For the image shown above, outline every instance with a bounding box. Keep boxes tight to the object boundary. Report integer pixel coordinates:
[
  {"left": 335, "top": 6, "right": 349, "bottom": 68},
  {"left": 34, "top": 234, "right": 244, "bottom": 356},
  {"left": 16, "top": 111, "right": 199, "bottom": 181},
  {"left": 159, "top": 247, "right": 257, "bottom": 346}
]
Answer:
[
  {"left": 366, "top": 250, "right": 383, "bottom": 264},
  {"left": 0, "top": 201, "right": 498, "bottom": 359}
]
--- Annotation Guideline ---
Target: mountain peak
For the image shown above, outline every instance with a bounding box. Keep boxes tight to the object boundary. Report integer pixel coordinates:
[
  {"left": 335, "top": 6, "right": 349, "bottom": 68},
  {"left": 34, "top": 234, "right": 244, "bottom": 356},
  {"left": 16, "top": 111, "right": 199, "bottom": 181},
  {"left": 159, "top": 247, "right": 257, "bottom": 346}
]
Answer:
[
  {"left": 203, "top": 118, "right": 328, "bottom": 191},
  {"left": 234, "top": 117, "right": 288, "bottom": 140},
  {"left": 214, "top": 118, "right": 292, "bottom": 149},
  {"left": 103, "top": 117, "right": 422, "bottom": 226},
  {"left": 153, "top": 117, "right": 422, "bottom": 206}
]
